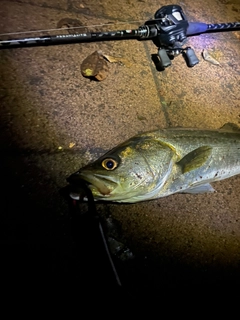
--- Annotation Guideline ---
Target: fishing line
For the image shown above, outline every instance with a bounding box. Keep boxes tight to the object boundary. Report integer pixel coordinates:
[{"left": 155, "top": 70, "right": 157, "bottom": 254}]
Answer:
[
  {"left": 0, "top": 19, "right": 148, "bottom": 37},
  {"left": 73, "top": 181, "right": 122, "bottom": 288}
]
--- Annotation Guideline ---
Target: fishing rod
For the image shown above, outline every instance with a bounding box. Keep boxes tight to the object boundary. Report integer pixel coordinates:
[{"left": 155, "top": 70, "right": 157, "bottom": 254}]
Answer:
[{"left": 0, "top": 4, "right": 239, "bottom": 68}]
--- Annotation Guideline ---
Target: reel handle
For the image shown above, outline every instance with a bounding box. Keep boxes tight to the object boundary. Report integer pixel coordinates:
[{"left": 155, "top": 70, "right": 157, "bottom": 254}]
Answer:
[{"left": 183, "top": 47, "right": 199, "bottom": 67}]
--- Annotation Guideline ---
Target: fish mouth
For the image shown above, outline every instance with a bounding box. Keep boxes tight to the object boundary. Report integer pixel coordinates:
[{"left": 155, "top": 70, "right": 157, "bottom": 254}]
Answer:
[{"left": 67, "top": 171, "right": 119, "bottom": 199}]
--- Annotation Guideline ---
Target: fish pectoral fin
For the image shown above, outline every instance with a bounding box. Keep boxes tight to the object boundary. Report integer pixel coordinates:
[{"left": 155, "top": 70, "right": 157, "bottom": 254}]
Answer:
[
  {"left": 177, "top": 146, "right": 212, "bottom": 173},
  {"left": 182, "top": 183, "right": 215, "bottom": 194}
]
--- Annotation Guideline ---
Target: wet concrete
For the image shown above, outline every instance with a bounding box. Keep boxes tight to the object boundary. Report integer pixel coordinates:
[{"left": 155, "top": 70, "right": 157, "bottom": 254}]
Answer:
[{"left": 1, "top": 0, "right": 240, "bottom": 301}]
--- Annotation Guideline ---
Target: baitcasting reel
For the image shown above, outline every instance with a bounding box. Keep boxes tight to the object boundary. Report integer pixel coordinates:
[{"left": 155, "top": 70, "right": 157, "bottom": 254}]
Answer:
[{"left": 145, "top": 5, "right": 200, "bottom": 68}]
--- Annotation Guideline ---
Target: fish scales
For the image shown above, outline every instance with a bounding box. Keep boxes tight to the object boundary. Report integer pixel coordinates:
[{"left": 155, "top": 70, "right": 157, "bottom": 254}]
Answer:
[{"left": 68, "top": 126, "right": 240, "bottom": 203}]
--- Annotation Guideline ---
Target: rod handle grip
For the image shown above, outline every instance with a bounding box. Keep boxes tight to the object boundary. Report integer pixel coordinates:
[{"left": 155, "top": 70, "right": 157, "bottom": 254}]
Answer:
[{"left": 187, "top": 22, "right": 208, "bottom": 35}]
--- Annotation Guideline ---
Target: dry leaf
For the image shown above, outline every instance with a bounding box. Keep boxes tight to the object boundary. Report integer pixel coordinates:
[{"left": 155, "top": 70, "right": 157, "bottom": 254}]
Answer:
[
  {"left": 202, "top": 49, "right": 221, "bottom": 66},
  {"left": 103, "top": 54, "right": 132, "bottom": 67},
  {"left": 57, "top": 18, "right": 88, "bottom": 34},
  {"left": 69, "top": 142, "right": 75, "bottom": 148},
  {"left": 81, "top": 50, "right": 109, "bottom": 81},
  {"left": 103, "top": 54, "right": 122, "bottom": 63}
]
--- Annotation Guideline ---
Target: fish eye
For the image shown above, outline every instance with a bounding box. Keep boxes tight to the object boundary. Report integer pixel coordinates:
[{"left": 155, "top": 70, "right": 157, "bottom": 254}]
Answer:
[{"left": 102, "top": 158, "right": 118, "bottom": 170}]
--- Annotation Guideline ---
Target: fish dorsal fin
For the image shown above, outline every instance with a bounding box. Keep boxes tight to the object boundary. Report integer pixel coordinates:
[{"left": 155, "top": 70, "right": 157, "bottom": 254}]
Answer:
[
  {"left": 219, "top": 123, "right": 240, "bottom": 132},
  {"left": 177, "top": 146, "right": 212, "bottom": 174}
]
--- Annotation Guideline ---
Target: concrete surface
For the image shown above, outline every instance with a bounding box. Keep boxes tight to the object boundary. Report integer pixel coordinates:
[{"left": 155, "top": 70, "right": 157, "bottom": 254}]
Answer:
[{"left": 1, "top": 0, "right": 240, "bottom": 301}]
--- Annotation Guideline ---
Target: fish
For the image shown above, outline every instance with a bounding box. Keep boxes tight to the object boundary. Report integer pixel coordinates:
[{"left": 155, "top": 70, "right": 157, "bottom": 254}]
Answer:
[{"left": 67, "top": 124, "right": 240, "bottom": 203}]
